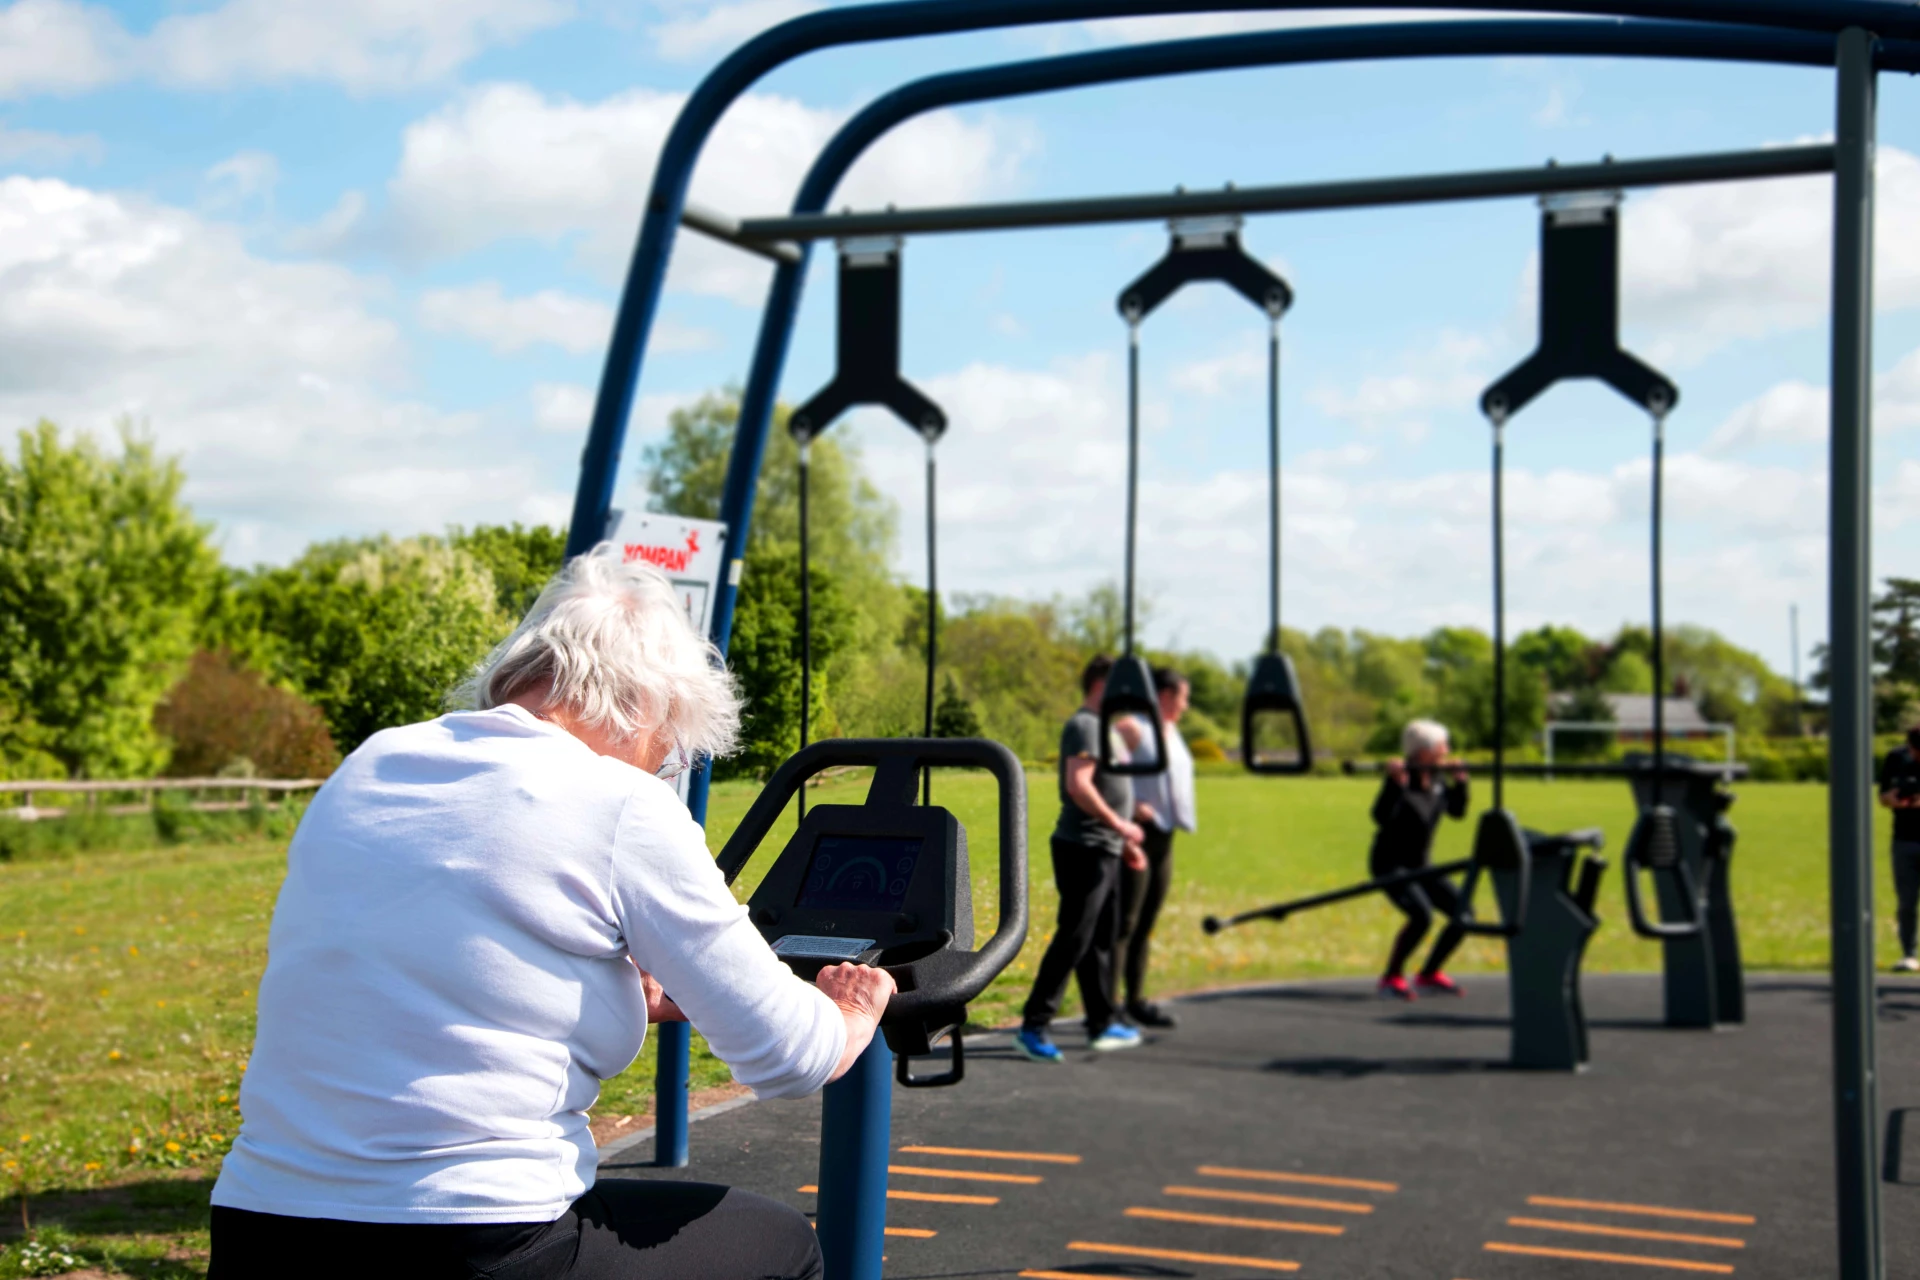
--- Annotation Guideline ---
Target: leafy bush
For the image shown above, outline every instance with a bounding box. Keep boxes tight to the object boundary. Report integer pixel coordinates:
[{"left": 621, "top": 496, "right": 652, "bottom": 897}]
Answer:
[{"left": 154, "top": 650, "right": 338, "bottom": 779}]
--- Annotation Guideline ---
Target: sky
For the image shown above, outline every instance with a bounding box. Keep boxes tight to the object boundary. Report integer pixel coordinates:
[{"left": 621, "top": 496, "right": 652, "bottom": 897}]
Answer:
[{"left": 3, "top": 2, "right": 1919, "bottom": 678}]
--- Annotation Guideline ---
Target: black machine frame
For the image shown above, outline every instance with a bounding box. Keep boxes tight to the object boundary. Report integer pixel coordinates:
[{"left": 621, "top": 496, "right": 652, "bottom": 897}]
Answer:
[{"left": 562, "top": 8, "right": 1912, "bottom": 1274}]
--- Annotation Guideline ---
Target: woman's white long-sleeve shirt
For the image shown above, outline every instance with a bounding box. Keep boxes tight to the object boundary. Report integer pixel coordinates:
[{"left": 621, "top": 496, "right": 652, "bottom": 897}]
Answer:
[{"left": 211, "top": 705, "right": 846, "bottom": 1224}]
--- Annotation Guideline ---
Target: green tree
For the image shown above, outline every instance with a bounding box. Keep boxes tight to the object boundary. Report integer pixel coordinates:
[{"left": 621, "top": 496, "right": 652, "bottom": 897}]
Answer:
[
  {"left": 0, "top": 424, "right": 219, "bottom": 777},
  {"left": 1514, "top": 624, "right": 1601, "bottom": 691},
  {"left": 932, "top": 672, "right": 983, "bottom": 738},
  {"left": 452, "top": 523, "right": 567, "bottom": 619},
  {"left": 723, "top": 541, "right": 852, "bottom": 778},
  {"left": 1600, "top": 650, "right": 1655, "bottom": 694},
  {"left": 210, "top": 536, "right": 507, "bottom": 753}
]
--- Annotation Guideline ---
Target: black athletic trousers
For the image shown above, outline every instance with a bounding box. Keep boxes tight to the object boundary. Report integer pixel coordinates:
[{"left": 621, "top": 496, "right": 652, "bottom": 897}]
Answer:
[
  {"left": 1895, "top": 841, "right": 1920, "bottom": 957},
  {"left": 1022, "top": 837, "right": 1123, "bottom": 1034},
  {"left": 1378, "top": 870, "right": 1467, "bottom": 979},
  {"left": 208, "top": 1180, "right": 822, "bottom": 1280},
  {"left": 1117, "top": 825, "right": 1175, "bottom": 1010}
]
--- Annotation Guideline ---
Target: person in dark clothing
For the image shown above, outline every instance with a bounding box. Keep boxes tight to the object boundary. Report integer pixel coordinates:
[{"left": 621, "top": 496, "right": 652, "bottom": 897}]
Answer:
[
  {"left": 1370, "top": 718, "right": 1471, "bottom": 1000},
  {"left": 1016, "top": 655, "right": 1150, "bottom": 1062},
  {"left": 1876, "top": 722, "right": 1920, "bottom": 973}
]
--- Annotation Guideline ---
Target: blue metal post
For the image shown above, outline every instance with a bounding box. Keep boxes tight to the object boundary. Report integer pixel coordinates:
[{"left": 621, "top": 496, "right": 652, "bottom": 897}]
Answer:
[
  {"left": 652, "top": 1020, "right": 692, "bottom": 1167},
  {"left": 816, "top": 1037, "right": 894, "bottom": 1280}
]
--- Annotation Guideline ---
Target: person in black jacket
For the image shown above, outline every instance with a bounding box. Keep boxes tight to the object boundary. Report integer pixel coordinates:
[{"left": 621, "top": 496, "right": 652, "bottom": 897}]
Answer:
[
  {"left": 1370, "top": 718, "right": 1471, "bottom": 1000},
  {"left": 1877, "top": 722, "right": 1920, "bottom": 973}
]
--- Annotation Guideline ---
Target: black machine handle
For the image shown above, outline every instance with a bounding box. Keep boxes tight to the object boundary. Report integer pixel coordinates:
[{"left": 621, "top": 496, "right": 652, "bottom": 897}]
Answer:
[
  {"left": 715, "top": 737, "right": 1028, "bottom": 1025},
  {"left": 1622, "top": 805, "right": 1704, "bottom": 940},
  {"left": 1452, "top": 809, "right": 1533, "bottom": 938},
  {"left": 1098, "top": 654, "right": 1169, "bottom": 778},
  {"left": 1241, "top": 652, "right": 1313, "bottom": 776},
  {"left": 1202, "top": 857, "right": 1473, "bottom": 934},
  {"left": 896, "top": 1032, "right": 963, "bottom": 1089}
]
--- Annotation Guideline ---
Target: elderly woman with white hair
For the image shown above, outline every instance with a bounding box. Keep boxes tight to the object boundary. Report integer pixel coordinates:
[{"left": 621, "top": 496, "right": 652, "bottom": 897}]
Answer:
[
  {"left": 1369, "top": 718, "right": 1472, "bottom": 1001},
  {"left": 209, "top": 547, "right": 893, "bottom": 1280}
]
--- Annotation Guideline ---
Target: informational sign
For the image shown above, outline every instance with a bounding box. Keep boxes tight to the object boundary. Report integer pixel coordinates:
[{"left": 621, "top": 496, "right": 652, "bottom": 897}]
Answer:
[
  {"left": 604, "top": 512, "right": 730, "bottom": 638},
  {"left": 603, "top": 511, "right": 731, "bottom": 808}
]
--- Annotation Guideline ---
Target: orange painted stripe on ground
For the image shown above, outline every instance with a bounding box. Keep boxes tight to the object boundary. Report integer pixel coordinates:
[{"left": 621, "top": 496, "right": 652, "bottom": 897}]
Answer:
[
  {"left": 796, "top": 1185, "right": 997, "bottom": 1205},
  {"left": 1067, "top": 1241, "right": 1301, "bottom": 1272},
  {"left": 884, "top": 1227, "right": 936, "bottom": 1239},
  {"left": 1197, "top": 1165, "right": 1398, "bottom": 1193},
  {"left": 1125, "top": 1207, "right": 1344, "bottom": 1236},
  {"left": 1023, "top": 1271, "right": 1124, "bottom": 1279},
  {"left": 1509, "top": 1217, "right": 1745, "bottom": 1249},
  {"left": 1485, "top": 1242, "right": 1735, "bottom": 1274},
  {"left": 889, "top": 1164, "right": 1042, "bottom": 1184},
  {"left": 900, "top": 1144, "right": 1081, "bottom": 1164},
  {"left": 1527, "top": 1197, "right": 1756, "bottom": 1226},
  {"left": 1165, "top": 1185, "right": 1374, "bottom": 1214}
]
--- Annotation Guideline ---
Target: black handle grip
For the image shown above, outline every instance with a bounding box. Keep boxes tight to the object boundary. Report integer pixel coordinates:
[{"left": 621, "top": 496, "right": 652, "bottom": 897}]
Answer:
[
  {"left": 1623, "top": 807, "right": 1704, "bottom": 940},
  {"left": 896, "top": 1032, "right": 964, "bottom": 1089},
  {"left": 1098, "top": 655, "right": 1167, "bottom": 778},
  {"left": 1242, "top": 652, "right": 1313, "bottom": 777},
  {"left": 715, "top": 737, "right": 1028, "bottom": 1024},
  {"left": 1453, "top": 809, "right": 1532, "bottom": 938}
]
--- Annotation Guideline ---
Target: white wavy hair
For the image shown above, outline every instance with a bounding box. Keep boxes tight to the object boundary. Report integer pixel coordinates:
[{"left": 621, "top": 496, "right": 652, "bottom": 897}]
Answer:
[
  {"left": 1402, "top": 718, "right": 1450, "bottom": 759},
  {"left": 460, "top": 543, "right": 742, "bottom": 760}
]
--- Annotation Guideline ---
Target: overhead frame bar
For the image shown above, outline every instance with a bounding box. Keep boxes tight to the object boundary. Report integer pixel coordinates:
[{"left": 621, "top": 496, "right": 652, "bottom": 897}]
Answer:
[
  {"left": 577, "top": 10, "right": 1897, "bottom": 1274},
  {"left": 726, "top": 144, "right": 1836, "bottom": 244},
  {"left": 680, "top": 202, "right": 802, "bottom": 264}
]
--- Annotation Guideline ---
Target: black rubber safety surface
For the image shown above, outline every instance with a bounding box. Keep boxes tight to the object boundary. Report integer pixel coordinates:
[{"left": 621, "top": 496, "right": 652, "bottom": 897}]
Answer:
[{"left": 602, "top": 975, "right": 1920, "bottom": 1279}]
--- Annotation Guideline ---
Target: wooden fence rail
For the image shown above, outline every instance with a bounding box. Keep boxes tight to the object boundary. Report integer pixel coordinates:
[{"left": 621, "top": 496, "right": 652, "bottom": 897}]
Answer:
[{"left": 0, "top": 777, "right": 327, "bottom": 822}]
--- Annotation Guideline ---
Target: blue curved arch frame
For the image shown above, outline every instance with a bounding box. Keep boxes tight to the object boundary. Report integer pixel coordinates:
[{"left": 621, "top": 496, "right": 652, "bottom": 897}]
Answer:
[
  {"left": 564, "top": 0, "right": 1920, "bottom": 565},
  {"left": 585, "top": 9, "right": 1892, "bottom": 1271}
]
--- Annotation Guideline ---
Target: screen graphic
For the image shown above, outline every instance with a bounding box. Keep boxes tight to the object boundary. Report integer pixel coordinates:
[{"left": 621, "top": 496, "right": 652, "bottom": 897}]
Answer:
[{"left": 795, "top": 834, "right": 925, "bottom": 913}]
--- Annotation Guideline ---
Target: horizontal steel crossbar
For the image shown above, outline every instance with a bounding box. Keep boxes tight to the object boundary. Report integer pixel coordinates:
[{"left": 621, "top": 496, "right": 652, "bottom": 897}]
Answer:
[{"left": 718, "top": 144, "right": 1833, "bottom": 246}]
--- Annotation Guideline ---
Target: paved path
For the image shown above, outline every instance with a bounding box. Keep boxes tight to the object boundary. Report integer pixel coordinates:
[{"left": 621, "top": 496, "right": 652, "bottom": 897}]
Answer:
[{"left": 604, "top": 974, "right": 1920, "bottom": 1278}]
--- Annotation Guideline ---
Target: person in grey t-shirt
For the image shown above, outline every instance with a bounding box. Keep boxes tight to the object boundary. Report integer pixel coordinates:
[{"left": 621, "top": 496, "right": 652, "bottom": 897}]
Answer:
[{"left": 1017, "top": 655, "right": 1149, "bottom": 1063}]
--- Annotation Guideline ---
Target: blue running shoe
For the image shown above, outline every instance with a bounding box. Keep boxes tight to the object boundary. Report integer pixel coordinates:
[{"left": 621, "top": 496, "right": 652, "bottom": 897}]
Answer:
[
  {"left": 1014, "top": 1027, "right": 1064, "bottom": 1064},
  {"left": 1089, "top": 1021, "right": 1143, "bottom": 1052}
]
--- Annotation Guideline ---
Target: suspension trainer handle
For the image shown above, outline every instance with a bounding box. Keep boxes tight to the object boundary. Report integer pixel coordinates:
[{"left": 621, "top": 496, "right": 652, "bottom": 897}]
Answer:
[{"left": 716, "top": 738, "right": 1028, "bottom": 1022}]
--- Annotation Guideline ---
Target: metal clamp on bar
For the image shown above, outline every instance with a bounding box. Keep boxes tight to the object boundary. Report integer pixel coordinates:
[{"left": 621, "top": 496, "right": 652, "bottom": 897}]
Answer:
[{"left": 678, "top": 201, "right": 803, "bottom": 264}]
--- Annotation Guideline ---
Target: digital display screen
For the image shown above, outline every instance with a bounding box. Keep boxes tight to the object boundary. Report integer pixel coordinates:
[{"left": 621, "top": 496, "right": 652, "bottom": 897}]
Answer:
[{"left": 796, "top": 834, "right": 925, "bottom": 914}]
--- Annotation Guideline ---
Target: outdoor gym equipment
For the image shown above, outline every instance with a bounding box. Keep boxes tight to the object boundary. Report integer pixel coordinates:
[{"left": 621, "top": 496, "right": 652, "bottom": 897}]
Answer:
[
  {"left": 565, "top": 11, "right": 1909, "bottom": 1272},
  {"left": 1114, "top": 217, "right": 1311, "bottom": 776},
  {"left": 790, "top": 238, "right": 949, "bottom": 809},
  {"left": 1206, "top": 817, "right": 1605, "bottom": 1070},
  {"left": 716, "top": 737, "right": 1028, "bottom": 1280},
  {"left": 1476, "top": 188, "right": 1732, "bottom": 1030},
  {"left": 1620, "top": 750, "right": 1745, "bottom": 1027}
]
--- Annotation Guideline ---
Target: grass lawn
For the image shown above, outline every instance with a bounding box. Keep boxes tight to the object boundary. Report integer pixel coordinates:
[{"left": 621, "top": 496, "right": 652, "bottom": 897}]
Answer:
[{"left": 0, "top": 769, "right": 1881, "bottom": 1275}]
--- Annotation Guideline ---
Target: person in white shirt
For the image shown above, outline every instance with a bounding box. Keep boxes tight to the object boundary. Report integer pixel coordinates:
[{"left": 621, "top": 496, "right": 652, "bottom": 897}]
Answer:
[
  {"left": 1116, "top": 667, "right": 1197, "bottom": 1029},
  {"left": 210, "top": 546, "right": 894, "bottom": 1280}
]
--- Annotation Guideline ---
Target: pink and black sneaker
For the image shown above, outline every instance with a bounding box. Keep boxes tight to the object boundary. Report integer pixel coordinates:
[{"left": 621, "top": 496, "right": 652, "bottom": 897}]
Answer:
[
  {"left": 1377, "top": 975, "right": 1415, "bottom": 1001},
  {"left": 1414, "top": 971, "right": 1464, "bottom": 996}
]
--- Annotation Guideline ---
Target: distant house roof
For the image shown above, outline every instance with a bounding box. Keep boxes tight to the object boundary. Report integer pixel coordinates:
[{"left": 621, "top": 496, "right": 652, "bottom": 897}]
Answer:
[{"left": 1548, "top": 693, "right": 1717, "bottom": 734}]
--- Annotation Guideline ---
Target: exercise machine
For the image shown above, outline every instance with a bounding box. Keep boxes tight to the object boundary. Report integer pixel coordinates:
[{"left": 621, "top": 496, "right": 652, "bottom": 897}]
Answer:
[
  {"left": 1107, "top": 217, "right": 1313, "bottom": 775},
  {"left": 1205, "top": 818, "right": 1606, "bottom": 1070},
  {"left": 718, "top": 737, "right": 1028, "bottom": 1280},
  {"left": 790, "top": 236, "right": 949, "bottom": 807},
  {"left": 1479, "top": 187, "right": 1739, "bottom": 1031},
  {"left": 1621, "top": 751, "right": 1745, "bottom": 1027}
]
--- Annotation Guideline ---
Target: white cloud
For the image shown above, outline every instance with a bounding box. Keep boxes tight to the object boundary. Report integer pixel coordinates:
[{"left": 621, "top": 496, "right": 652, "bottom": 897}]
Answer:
[
  {"left": 1169, "top": 340, "right": 1263, "bottom": 398},
  {"left": 0, "top": 175, "right": 562, "bottom": 562},
  {"left": 0, "top": 0, "right": 124, "bottom": 98},
  {"left": 203, "top": 150, "right": 278, "bottom": 211},
  {"left": 648, "top": 0, "right": 815, "bottom": 61},
  {"left": 0, "top": 119, "right": 99, "bottom": 164},
  {"left": 1309, "top": 329, "right": 1494, "bottom": 439},
  {"left": 1624, "top": 145, "right": 1920, "bottom": 364},
  {"left": 530, "top": 381, "right": 591, "bottom": 433},
  {"left": 381, "top": 81, "right": 1035, "bottom": 300},
  {"left": 839, "top": 348, "right": 1873, "bottom": 662},
  {"left": 1701, "top": 346, "right": 1920, "bottom": 455},
  {"left": 417, "top": 281, "right": 623, "bottom": 355},
  {"left": 0, "top": 0, "right": 569, "bottom": 98}
]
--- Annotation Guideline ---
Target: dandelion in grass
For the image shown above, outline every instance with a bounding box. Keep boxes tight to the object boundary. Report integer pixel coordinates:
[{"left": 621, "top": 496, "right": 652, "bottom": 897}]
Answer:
[
  {"left": 155, "top": 1000, "right": 166, "bottom": 1008},
  {"left": 127, "top": 945, "right": 138, "bottom": 956},
  {"left": 83, "top": 1162, "right": 100, "bottom": 1171},
  {"left": 164, "top": 1141, "right": 180, "bottom": 1153},
  {"left": 108, "top": 1049, "right": 123, "bottom": 1061},
  {"left": 18, "top": 1042, "right": 29, "bottom": 1050}
]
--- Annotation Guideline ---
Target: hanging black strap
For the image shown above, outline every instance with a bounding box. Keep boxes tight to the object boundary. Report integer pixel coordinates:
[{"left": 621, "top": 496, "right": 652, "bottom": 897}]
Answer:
[
  {"left": 788, "top": 236, "right": 948, "bottom": 808},
  {"left": 1489, "top": 406, "right": 1508, "bottom": 813},
  {"left": 923, "top": 437, "right": 937, "bottom": 805}
]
